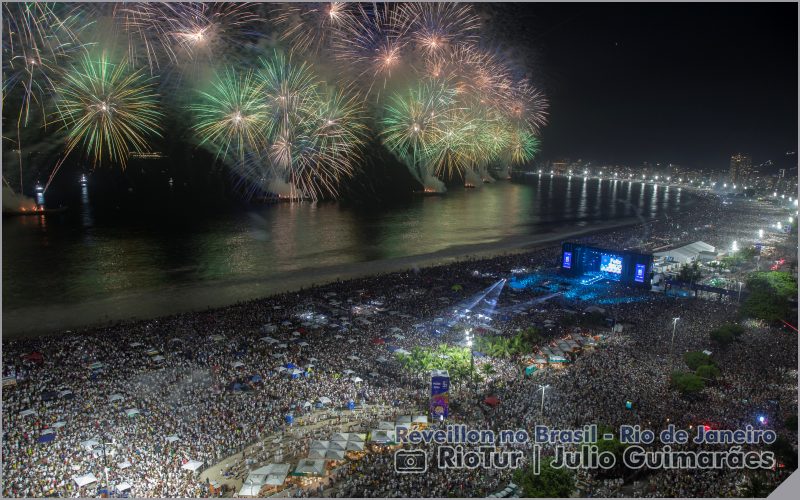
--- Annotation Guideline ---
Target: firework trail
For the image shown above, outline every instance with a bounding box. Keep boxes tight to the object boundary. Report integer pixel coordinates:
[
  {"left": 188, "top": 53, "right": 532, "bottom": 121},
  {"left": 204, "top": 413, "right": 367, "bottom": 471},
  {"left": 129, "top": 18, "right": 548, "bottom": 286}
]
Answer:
[
  {"left": 2, "top": 2, "right": 91, "bottom": 192},
  {"left": 48, "top": 51, "right": 163, "bottom": 191},
  {"left": 272, "top": 2, "right": 357, "bottom": 58}
]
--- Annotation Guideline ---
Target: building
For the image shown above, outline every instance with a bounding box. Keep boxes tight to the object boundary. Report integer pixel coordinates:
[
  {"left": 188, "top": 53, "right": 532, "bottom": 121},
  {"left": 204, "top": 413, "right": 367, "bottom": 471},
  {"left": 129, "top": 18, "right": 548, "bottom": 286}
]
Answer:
[{"left": 729, "top": 153, "right": 752, "bottom": 183}]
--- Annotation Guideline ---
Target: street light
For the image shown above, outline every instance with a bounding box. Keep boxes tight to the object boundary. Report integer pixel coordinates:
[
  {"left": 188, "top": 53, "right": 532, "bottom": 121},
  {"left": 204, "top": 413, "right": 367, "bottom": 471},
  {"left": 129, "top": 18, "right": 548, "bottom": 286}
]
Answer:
[
  {"left": 668, "top": 318, "right": 680, "bottom": 374},
  {"left": 538, "top": 384, "right": 550, "bottom": 415},
  {"left": 737, "top": 282, "right": 743, "bottom": 303},
  {"left": 466, "top": 330, "right": 476, "bottom": 397}
]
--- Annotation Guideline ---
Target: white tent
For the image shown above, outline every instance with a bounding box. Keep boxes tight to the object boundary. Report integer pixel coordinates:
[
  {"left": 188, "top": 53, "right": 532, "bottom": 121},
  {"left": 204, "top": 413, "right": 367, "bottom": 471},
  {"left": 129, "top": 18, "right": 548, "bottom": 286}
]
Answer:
[
  {"left": 654, "top": 241, "right": 716, "bottom": 264},
  {"left": 278, "top": 343, "right": 288, "bottom": 349},
  {"left": 328, "top": 440, "right": 347, "bottom": 451},
  {"left": 396, "top": 415, "right": 412, "bottom": 425},
  {"left": 181, "top": 460, "right": 203, "bottom": 472},
  {"left": 310, "top": 440, "right": 329, "bottom": 450},
  {"left": 124, "top": 408, "right": 141, "bottom": 418},
  {"left": 152, "top": 355, "right": 165, "bottom": 363},
  {"left": 261, "top": 336, "right": 278, "bottom": 344},
  {"left": 80, "top": 439, "right": 99, "bottom": 451},
  {"left": 394, "top": 349, "right": 410, "bottom": 356},
  {"left": 293, "top": 459, "right": 326, "bottom": 476},
  {"left": 412, "top": 415, "right": 428, "bottom": 425},
  {"left": 165, "top": 435, "right": 180, "bottom": 443},
  {"left": 378, "top": 421, "right": 395, "bottom": 430},
  {"left": 20, "top": 409, "right": 37, "bottom": 417},
  {"left": 289, "top": 369, "right": 303, "bottom": 377},
  {"left": 52, "top": 421, "right": 67, "bottom": 428},
  {"left": 118, "top": 461, "right": 132, "bottom": 469},
  {"left": 299, "top": 342, "right": 309, "bottom": 347},
  {"left": 342, "top": 369, "right": 355, "bottom": 375},
  {"left": 108, "top": 393, "right": 124, "bottom": 403},
  {"left": 73, "top": 473, "right": 97, "bottom": 487},
  {"left": 330, "top": 433, "right": 349, "bottom": 442},
  {"left": 308, "top": 448, "right": 327, "bottom": 459},
  {"left": 317, "top": 396, "right": 332, "bottom": 405},
  {"left": 41, "top": 428, "right": 54, "bottom": 436},
  {"left": 239, "top": 483, "right": 262, "bottom": 497},
  {"left": 376, "top": 356, "right": 388, "bottom": 363},
  {"left": 264, "top": 464, "right": 291, "bottom": 485},
  {"left": 59, "top": 389, "right": 74, "bottom": 398},
  {"left": 352, "top": 377, "right": 363, "bottom": 383},
  {"left": 146, "top": 349, "right": 159, "bottom": 356},
  {"left": 232, "top": 361, "right": 245, "bottom": 369},
  {"left": 369, "top": 430, "right": 396, "bottom": 444},
  {"left": 346, "top": 441, "right": 365, "bottom": 451},
  {"left": 325, "top": 449, "right": 346, "bottom": 460},
  {"left": 115, "top": 482, "right": 131, "bottom": 492}
]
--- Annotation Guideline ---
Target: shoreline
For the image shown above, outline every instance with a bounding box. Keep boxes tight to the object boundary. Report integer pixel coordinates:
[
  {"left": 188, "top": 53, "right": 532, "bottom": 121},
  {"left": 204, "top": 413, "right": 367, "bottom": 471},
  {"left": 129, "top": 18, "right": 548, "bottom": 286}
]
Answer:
[{"left": 2, "top": 216, "right": 649, "bottom": 339}]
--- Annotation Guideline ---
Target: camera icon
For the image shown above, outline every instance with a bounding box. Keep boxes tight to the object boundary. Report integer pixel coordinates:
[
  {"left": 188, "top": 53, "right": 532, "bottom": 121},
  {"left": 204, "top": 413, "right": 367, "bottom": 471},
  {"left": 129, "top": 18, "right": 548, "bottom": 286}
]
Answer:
[{"left": 394, "top": 449, "right": 427, "bottom": 473}]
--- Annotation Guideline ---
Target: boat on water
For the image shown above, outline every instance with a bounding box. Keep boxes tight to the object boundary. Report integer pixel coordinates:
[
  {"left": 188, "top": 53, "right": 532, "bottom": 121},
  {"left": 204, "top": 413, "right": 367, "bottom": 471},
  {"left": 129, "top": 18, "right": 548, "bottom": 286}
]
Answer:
[
  {"left": 412, "top": 189, "right": 445, "bottom": 197},
  {"left": 4, "top": 206, "right": 68, "bottom": 216}
]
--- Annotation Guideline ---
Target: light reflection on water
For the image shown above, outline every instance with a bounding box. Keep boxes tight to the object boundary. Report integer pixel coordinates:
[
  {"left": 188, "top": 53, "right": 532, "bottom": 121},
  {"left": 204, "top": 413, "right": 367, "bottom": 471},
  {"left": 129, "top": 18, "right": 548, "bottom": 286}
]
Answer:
[{"left": 3, "top": 177, "right": 688, "bottom": 309}]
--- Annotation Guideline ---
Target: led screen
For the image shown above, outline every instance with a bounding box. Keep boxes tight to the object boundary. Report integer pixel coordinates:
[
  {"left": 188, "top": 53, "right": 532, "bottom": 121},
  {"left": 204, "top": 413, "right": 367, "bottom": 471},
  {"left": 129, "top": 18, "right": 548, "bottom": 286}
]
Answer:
[
  {"left": 600, "top": 254, "right": 623, "bottom": 274},
  {"left": 562, "top": 251, "right": 572, "bottom": 269},
  {"left": 634, "top": 264, "right": 647, "bottom": 283}
]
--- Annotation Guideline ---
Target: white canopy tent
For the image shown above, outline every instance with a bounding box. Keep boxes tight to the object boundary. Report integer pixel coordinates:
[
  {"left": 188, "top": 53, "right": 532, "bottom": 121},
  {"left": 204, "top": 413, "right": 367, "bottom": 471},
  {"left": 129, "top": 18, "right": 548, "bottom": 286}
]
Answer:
[
  {"left": 346, "top": 441, "right": 365, "bottom": 451},
  {"left": 115, "top": 482, "right": 131, "bottom": 493},
  {"left": 369, "top": 430, "right": 396, "bottom": 444},
  {"left": 108, "top": 394, "right": 124, "bottom": 403},
  {"left": 181, "top": 460, "right": 204, "bottom": 472},
  {"left": 239, "top": 483, "right": 262, "bottom": 497},
  {"left": 73, "top": 473, "right": 98, "bottom": 487},
  {"left": 328, "top": 440, "right": 347, "bottom": 451},
  {"left": 325, "top": 449, "right": 345, "bottom": 460},
  {"left": 80, "top": 439, "right": 99, "bottom": 451},
  {"left": 293, "top": 459, "right": 326, "bottom": 476}
]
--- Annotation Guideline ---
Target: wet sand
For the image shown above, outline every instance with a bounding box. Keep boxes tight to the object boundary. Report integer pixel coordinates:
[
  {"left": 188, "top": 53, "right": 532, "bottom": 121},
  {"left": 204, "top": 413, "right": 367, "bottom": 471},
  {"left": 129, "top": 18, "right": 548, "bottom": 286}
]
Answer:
[{"left": 2, "top": 216, "right": 648, "bottom": 339}]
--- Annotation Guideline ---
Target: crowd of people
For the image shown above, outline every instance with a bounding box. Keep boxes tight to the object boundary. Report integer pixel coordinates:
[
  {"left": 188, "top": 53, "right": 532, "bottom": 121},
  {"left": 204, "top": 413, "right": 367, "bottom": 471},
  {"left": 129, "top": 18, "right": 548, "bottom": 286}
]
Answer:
[{"left": 2, "top": 192, "right": 796, "bottom": 498}]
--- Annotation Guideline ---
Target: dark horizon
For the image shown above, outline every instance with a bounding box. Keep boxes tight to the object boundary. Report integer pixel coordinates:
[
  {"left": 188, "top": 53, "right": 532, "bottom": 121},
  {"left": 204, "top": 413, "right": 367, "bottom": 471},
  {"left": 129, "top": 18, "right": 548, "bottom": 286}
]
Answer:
[{"left": 486, "top": 2, "right": 799, "bottom": 171}]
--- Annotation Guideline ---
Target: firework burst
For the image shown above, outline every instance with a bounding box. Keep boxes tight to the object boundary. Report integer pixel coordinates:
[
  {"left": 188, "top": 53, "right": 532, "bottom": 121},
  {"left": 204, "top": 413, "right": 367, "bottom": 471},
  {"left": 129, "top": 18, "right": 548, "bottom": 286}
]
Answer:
[
  {"left": 380, "top": 79, "right": 454, "bottom": 182},
  {"left": 190, "top": 68, "right": 267, "bottom": 163},
  {"left": 52, "top": 52, "right": 163, "bottom": 180},
  {"left": 397, "top": 2, "right": 481, "bottom": 58}
]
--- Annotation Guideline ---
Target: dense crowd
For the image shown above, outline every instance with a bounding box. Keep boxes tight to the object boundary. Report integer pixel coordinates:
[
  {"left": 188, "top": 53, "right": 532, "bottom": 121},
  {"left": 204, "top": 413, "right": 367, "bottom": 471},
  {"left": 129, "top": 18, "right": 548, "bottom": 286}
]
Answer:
[{"left": 2, "top": 192, "right": 796, "bottom": 498}]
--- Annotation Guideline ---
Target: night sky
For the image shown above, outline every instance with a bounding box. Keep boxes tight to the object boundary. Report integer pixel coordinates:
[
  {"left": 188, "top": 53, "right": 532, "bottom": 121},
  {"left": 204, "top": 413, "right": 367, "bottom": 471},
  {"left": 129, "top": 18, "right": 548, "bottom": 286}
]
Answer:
[{"left": 485, "top": 2, "right": 798, "bottom": 171}]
